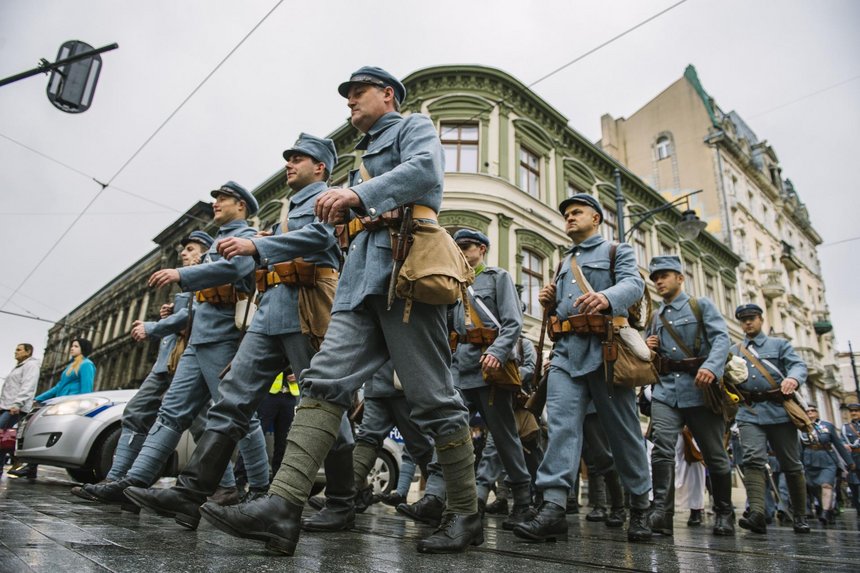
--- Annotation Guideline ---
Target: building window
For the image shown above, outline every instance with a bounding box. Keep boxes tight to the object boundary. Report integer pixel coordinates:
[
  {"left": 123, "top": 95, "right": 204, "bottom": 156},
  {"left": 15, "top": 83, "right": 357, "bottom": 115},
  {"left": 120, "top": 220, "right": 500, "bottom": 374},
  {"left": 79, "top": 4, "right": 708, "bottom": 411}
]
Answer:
[
  {"left": 441, "top": 122, "right": 479, "bottom": 173},
  {"left": 521, "top": 248, "right": 544, "bottom": 317},
  {"left": 724, "top": 283, "right": 736, "bottom": 315},
  {"left": 656, "top": 136, "right": 672, "bottom": 160},
  {"left": 660, "top": 241, "right": 676, "bottom": 256},
  {"left": 567, "top": 181, "right": 581, "bottom": 198},
  {"left": 518, "top": 146, "right": 540, "bottom": 198},
  {"left": 704, "top": 273, "right": 716, "bottom": 301},
  {"left": 684, "top": 259, "right": 697, "bottom": 296},
  {"left": 600, "top": 207, "right": 617, "bottom": 242},
  {"left": 633, "top": 230, "right": 648, "bottom": 267}
]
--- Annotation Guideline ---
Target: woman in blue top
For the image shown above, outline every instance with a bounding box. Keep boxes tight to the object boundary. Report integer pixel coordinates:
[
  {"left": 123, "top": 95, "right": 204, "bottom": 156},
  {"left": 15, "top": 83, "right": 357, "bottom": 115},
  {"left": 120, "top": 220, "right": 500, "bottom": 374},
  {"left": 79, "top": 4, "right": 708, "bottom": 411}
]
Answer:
[
  {"left": 35, "top": 338, "right": 96, "bottom": 401},
  {"left": 9, "top": 337, "right": 96, "bottom": 481}
]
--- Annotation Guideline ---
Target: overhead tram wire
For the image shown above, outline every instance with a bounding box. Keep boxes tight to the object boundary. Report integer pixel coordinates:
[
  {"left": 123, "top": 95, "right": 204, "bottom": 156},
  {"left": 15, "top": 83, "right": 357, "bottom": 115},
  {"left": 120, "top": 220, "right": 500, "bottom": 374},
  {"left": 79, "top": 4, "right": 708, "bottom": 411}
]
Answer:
[
  {"left": 438, "top": 0, "right": 690, "bottom": 140},
  {"left": 0, "top": 0, "right": 285, "bottom": 313}
]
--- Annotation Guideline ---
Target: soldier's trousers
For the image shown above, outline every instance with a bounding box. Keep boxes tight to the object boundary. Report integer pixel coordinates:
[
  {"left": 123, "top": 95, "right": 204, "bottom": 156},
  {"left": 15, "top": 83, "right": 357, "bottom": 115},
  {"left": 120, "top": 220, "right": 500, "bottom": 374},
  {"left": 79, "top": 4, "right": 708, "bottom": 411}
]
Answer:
[
  {"left": 536, "top": 366, "right": 650, "bottom": 509},
  {"left": 302, "top": 296, "right": 469, "bottom": 441},
  {"left": 737, "top": 421, "right": 802, "bottom": 473},
  {"left": 357, "top": 396, "right": 444, "bottom": 497},
  {"left": 651, "top": 401, "right": 732, "bottom": 476},
  {"left": 582, "top": 411, "right": 615, "bottom": 476}
]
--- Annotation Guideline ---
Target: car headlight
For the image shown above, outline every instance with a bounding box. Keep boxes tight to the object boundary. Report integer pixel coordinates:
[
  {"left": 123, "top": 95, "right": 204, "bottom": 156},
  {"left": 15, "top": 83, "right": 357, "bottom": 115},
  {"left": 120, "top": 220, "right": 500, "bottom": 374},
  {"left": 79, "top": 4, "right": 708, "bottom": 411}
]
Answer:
[{"left": 41, "top": 397, "right": 111, "bottom": 417}]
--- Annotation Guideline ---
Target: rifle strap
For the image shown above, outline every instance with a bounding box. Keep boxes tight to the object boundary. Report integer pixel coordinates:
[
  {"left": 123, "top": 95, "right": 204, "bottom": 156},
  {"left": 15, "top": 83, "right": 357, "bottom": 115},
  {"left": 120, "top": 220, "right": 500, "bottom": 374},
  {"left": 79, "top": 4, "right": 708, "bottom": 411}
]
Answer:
[{"left": 658, "top": 297, "right": 704, "bottom": 358}]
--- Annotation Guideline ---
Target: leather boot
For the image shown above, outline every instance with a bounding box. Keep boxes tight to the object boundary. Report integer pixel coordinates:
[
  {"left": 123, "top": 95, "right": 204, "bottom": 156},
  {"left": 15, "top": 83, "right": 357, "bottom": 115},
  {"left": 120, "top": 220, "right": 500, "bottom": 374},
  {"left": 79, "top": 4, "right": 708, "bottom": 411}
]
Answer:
[
  {"left": 126, "top": 430, "right": 237, "bottom": 529},
  {"left": 711, "top": 472, "right": 735, "bottom": 536},
  {"left": 627, "top": 507, "right": 653, "bottom": 542},
  {"left": 85, "top": 477, "right": 145, "bottom": 513},
  {"left": 739, "top": 468, "right": 767, "bottom": 534},
  {"left": 648, "top": 463, "right": 675, "bottom": 535},
  {"left": 604, "top": 470, "right": 626, "bottom": 528},
  {"left": 354, "top": 486, "right": 375, "bottom": 513},
  {"left": 687, "top": 509, "right": 703, "bottom": 527},
  {"left": 302, "top": 448, "right": 356, "bottom": 532},
  {"left": 792, "top": 513, "right": 811, "bottom": 534},
  {"left": 240, "top": 487, "right": 269, "bottom": 504},
  {"left": 208, "top": 487, "right": 240, "bottom": 506},
  {"left": 586, "top": 473, "right": 607, "bottom": 522},
  {"left": 512, "top": 501, "right": 568, "bottom": 542},
  {"left": 200, "top": 494, "right": 304, "bottom": 555},
  {"left": 416, "top": 512, "right": 484, "bottom": 554},
  {"left": 502, "top": 504, "right": 537, "bottom": 530},
  {"left": 72, "top": 479, "right": 112, "bottom": 502},
  {"left": 397, "top": 494, "right": 445, "bottom": 526}
]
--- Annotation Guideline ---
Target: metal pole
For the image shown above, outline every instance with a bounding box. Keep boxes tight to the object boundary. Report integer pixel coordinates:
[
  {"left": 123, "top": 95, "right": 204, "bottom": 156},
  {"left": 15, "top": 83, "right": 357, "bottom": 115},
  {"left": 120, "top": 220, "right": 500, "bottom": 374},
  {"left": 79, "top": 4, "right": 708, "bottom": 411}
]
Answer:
[
  {"left": 614, "top": 168, "right": 625, "bottom": 241},
  {"left": 0, "top": 43, "right": 119, "bottom": 88},
  {"left": 849, "top": 340, "right": 860, "bottom": 401}
]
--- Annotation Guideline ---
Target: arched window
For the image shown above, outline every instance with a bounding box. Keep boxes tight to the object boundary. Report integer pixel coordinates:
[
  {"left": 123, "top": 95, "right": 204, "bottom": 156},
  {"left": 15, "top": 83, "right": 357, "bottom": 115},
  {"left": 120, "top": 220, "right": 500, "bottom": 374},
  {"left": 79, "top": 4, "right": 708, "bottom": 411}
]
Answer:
[
  {"left": 520, "top": 248, "right": 544, "bottom": 317},
  {"left": 656, "top": 136, "right": 672, "bottom": 160}
]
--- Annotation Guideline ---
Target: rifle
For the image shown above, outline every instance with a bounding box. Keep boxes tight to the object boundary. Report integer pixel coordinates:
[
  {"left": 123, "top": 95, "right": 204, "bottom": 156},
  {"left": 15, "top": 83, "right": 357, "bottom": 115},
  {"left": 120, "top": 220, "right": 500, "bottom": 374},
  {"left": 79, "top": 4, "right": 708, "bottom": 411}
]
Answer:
[
  {"left": 525, "top": 307, "right": 550, "bottom": 417},
  {"left": 387, "top": 205, "right": 414, "bottom": 310}
]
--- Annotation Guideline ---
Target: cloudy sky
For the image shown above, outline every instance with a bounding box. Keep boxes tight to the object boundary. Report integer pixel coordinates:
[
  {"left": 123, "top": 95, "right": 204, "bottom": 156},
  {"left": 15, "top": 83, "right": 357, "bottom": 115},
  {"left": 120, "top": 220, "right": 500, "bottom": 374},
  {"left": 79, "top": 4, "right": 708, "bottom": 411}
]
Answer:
[{"left": 0, "top": 0, "right": 858, "bottom": 384}]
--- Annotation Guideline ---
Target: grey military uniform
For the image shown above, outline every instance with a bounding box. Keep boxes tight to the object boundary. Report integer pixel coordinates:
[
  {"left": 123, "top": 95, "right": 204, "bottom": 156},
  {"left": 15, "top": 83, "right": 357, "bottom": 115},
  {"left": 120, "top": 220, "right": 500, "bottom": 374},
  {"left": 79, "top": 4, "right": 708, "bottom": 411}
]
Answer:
[
  {"left": 449, "top": 267, "right": 530, "bottom": 504},
  {"left": 536, "top": 236, "right": 651, "bottom": 510},
  {"left": 648, "top": 293, "right": 732, "bottom": 476},
  {"left": 300, "top": 111, "right": 470, "bottom": 442}
]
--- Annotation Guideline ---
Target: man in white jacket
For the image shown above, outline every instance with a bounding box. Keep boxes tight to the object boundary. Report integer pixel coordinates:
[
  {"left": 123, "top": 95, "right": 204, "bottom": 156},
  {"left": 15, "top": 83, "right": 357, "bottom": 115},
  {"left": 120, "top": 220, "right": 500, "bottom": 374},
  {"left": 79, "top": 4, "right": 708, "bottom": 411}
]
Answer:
[{"left": 1, "top": 343, "right": 40, "bottom": 474}]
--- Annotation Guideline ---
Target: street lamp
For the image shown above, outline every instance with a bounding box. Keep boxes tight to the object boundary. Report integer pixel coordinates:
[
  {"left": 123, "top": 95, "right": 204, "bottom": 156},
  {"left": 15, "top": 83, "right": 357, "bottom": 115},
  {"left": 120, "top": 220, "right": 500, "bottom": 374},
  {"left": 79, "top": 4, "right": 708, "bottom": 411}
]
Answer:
[{"left": 613, "top": 168, "right": 707, "bottom": 242}]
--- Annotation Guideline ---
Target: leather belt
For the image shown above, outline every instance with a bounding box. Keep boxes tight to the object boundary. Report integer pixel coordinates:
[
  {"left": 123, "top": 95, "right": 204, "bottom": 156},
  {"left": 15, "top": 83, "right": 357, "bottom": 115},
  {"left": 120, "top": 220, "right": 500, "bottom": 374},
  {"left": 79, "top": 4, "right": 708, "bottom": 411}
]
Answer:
[
  {"left": 348, "top": 204, "right": 438, "bottom": 239},
  {"left": 654, "top": 355, "right": 707, "bottom": 376},
  {"left": 852, "top": 447, "right": 860, "bottom": 454},
  {"left": 255, "top": 259, "right": 338, "bottom": 292},
  {"left": 806, "top": 444, "right": 829, "bottom": 451},
  {"left": 195, "top": 285, "right": 249, "bottom": 305},
  {"left": 740, "top": 388, "right": 787, "bottom": 404},
  {"left": 548, "top": 314, "right": 628, "bottom": 341}
]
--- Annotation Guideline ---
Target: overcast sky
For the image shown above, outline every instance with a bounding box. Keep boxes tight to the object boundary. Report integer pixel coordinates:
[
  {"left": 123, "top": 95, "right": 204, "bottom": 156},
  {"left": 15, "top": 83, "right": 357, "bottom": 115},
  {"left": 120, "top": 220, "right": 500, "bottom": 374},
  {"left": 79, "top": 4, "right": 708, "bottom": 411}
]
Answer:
[{"left": 0, "top": 0, "right": 858, "bottom": 384}]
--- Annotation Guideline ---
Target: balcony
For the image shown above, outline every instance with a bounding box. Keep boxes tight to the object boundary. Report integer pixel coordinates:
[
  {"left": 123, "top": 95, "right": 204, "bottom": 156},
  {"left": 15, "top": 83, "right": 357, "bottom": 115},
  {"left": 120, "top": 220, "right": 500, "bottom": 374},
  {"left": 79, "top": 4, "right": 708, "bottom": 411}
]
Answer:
[
  {"left": 813, "top": 311, "right": 833, "bottom": 335},
  {"left": 796, "top": 346, "right": 824, "bottom": 378},
  {"left": 780, "top": 240, "right": 802, "bottom": 272},
  {"left": 759, "top": 269, "right": 786, "bottom": 299}
]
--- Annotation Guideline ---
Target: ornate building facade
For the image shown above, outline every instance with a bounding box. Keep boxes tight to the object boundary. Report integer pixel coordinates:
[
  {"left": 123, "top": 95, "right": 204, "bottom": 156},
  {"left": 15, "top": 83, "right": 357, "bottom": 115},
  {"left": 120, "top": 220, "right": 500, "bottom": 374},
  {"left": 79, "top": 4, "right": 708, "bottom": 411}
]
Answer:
[
  {"left": 40, "top": 65, "right": 741, "bottom": 391},
  {"left": 599, "top": 65, "right": 843, "bottom": 422}
]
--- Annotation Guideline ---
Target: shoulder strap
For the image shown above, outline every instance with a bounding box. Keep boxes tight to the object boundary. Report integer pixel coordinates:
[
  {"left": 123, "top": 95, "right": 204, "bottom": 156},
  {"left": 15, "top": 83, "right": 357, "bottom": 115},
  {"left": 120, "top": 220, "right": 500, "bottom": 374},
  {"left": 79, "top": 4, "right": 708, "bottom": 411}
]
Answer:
[
  {"left": 739, "top": 345, "right": 780, "bottom": 389},
  {"left": 609, "top": 242, "right": 618, "bottom": 284},
  {"left": 659, "top": 313, "right": 695, "bottom": 357},
  {"left": 688, "top": 297, "right": 704, "bottom": 355},
  {"left": 467, "top": 286, "right": 501, "bottom": 330},
  {"left": 570, "top": 256, "right": 593, "bottom": 294},
  {"left": 359, "top": 162, "right": 372, "bottom": 183}
]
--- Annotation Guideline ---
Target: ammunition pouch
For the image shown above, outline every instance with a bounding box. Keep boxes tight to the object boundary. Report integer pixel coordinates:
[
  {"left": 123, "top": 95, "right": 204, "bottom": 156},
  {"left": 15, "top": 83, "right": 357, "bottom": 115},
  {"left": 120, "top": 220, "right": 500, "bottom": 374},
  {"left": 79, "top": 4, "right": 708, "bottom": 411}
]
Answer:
[
  {"left": 195, "top": 285, "right": 248, "bottom": 305},
  {"left": 653, "top": 355, "right": 707, "bottom": 376},
  {"left": 548, "top": 314, "right": 630, "bottom": 341},
  {"left": 348, "top": 205, "right": 438, "bottom": 239},
  {"left": 255, "top": 259, "right": 338, "bottom": 292},
  {"left": 741, "top": 388, "right": 788, "bottom": 404}
]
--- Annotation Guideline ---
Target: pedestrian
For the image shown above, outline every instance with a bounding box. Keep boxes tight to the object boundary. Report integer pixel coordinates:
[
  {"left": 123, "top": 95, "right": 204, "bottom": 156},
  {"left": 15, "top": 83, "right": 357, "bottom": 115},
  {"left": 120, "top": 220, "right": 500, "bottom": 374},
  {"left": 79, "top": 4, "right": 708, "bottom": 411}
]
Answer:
[
  {"left": 1, "top": 343, "right": 40, "bottom": 477},
  {"left": 802, "top": 403, "right": 855, "bottom": 526},
  {"left": 86, "top": 181, "right": 271, "bottom": 516},
  {"left": 644, "top": 255, "right": 735, "bottom": 537},
  {"left": 730, "top": 303, "right": 812, "bottom": 534},
  {"left": 513, "top": 194, "right": 653, "bottom": 543},
  {"left": 842, "top": 403, "right": 860, "bottom": 511},
  {"left": 10, "top": 338, "right": 94, "bottom": 481},
  {"left": 124, "top": 134, "right": 350, "bottom": 530},
  {"left": 71, "top": 231, "right": 211, "bottom": 502},
  {"left": 196, "top": 66, "right": 482, "bottom": 556}
]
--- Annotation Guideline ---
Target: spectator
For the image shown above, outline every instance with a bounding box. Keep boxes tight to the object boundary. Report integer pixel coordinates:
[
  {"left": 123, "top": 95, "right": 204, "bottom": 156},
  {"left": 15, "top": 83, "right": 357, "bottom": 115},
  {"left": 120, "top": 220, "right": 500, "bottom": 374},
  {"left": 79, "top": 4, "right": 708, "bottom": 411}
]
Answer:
[
  {"left": 9, "top": 338, "right": 95, "bottom": 481},
  {"left": 1, "top": 343, "right": 40, "bottom": 477}
]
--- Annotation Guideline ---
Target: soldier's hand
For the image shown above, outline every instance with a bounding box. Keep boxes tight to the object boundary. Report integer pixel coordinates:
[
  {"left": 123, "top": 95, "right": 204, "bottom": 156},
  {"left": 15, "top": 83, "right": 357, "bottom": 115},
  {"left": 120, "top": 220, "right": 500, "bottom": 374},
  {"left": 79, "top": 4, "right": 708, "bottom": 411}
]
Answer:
[
  {"left": 130, "top": 321, "right": 147, "bottom": 342},
  {"left": 480, "top": 353, "right": 502, "bottom": 374},
  {"left": 256, "top": 230, "right": 273, "bottom": 237},
  {"left": 148, "top": 269, "right": 181, "bottom": 288},
  {"left": 218, "top": 237, "right": 257, "bottom": 260},
  {"left": 781, "top": 377, "right": 799, "bottom": 395},
  {"left": 538, "top": 284, "right": 556, "bottom": 307},
  {"left": 315, "top": 188, "right": 360, "bottom": 224},
  {"left": 159, "top": 303, "right": 174, "bottom": 319},
  {"left": 574, "top": 292, "right": 609, "bottom": 315},
  {"left": 646, "top": 335, "right": 660, "bottom": 350},
  {"left": 694, "top": 368, "right": 716, "bottom": 388}
]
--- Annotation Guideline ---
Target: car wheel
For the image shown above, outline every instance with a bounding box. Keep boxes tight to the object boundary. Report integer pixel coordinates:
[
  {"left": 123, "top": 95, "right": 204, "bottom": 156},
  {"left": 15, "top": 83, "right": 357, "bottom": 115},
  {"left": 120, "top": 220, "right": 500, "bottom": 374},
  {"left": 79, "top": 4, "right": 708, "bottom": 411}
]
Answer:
[
  {"left": 90, "top": 425, "right": 122, "bottom": 483},
  {"left": 368, "top": 450, "right": 398, "bottom": 495},
  {"left": 66, "top": 467, "right": 98, "bottom": 483}
]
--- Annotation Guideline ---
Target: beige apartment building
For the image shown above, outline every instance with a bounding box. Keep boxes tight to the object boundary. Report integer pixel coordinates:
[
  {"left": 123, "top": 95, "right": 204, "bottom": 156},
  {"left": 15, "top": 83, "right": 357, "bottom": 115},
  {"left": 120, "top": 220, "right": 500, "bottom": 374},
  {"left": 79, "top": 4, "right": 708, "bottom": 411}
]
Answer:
[{"left": 600, "top": 65, "right": 843, "bottom": 422}]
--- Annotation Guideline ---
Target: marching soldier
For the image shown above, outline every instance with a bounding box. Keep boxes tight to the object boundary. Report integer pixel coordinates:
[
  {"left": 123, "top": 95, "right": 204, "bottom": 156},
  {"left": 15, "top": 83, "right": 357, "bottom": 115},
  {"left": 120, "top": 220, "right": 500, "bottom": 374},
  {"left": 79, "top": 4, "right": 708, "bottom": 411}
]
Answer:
[
  {"left": 843, "top": 403, "right": 860, "bottom": 510},
  {"left": 645, "top": 255, "right": 735, "bottom": 537},
  {"left": 729, "top": 303, "right": 811, "bottom": 534},
  {"left": 72, "top": 231, "right": 211, "bottom": 501},
  {"left": 87, "top": 181, "right": 271, "bottom": 517},
  {"left": 124, "top": 135, "right": 350, "bottom": 529},
  {"left": 802, "top": 403, "right": 855, "bottom": 526},
  {"left": 513, "top": 194, "right": 653, "bottom": 543},
  {"left": 196, "top": 66, "right": 481, "bottom": 556}
]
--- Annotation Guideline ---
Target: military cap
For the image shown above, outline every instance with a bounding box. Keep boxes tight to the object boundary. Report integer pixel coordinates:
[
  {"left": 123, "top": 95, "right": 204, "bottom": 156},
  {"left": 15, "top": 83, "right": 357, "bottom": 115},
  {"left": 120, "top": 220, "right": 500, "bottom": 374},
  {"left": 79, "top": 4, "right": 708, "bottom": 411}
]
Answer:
[
  {"left": 338, "top": 66, "right": 406, "bottom": 104},
  {"left": 558, "top": 193, "right": 604, "bottom": 222},
  {"left": 648, "top": 255, "right": 683, "bottom": 280},
  {"left": 453, "top": 228, "right": 490, "bottom": 248},
  {"left": 181, "top": 230, "right": 214, "bottom": 250},
  {"left": 210, "top": 181, "right": 259, "bottom": 216},
  {"left": 735, "top": 303, "right": 764, "bottom": 320},
  {"left": 805, "top": 402, "right": 818, "bottom": 410},
  {"left": 846, "top": 403, "right": 860, "bottom": 411},
  {"left": 282, "top": 133, "right": 338, "bottom": 174}
]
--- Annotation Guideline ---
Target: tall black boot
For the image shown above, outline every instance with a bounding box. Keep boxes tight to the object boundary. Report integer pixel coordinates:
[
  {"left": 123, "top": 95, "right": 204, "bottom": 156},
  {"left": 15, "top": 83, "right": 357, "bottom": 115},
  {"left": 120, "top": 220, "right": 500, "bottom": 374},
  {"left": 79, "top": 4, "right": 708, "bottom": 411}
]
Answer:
[
  {"left": 125, "top": 430, "right": 237, "bottom": 530},
  {"left": 586, "top": 473, "right": 608, "bottom": 522},
  {"left": 604, "top": 470, "right": 627, "bottom": 528},
  {"left": 302, "top": 447, "right": 355, "bottom": 532},
  {"left": 201, "top": 494, "right": 304, "bottom": 555},
  {"left": 648, "top": 463, "right": 675, "bottom": 535},
  {"left": 710, "top": 472, "right": 735, "bottom": 536}
]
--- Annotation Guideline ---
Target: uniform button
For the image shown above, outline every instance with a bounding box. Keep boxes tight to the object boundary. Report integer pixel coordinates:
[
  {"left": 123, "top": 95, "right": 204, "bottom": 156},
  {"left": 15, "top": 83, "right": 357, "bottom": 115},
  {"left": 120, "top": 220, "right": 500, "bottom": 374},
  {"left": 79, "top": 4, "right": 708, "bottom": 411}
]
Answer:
[
  {"left": 369, "top": 208, "right": 377, "bottom": 216},
  {"left": 351, "top": 245, "right": 356, "bottom": 251},
  {"left": 672, "top": 347, "right": 677, "bottom": 351},
  {"left": 669, "top": 321, "right": 673, "bottom": 325},
  {"left": 667, "top": 309, "right": 672, "bottom": 313}
]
